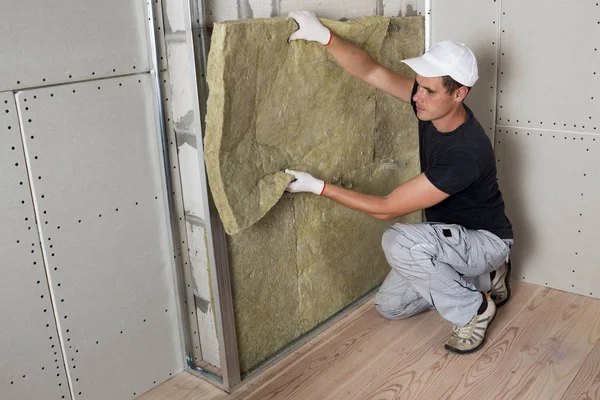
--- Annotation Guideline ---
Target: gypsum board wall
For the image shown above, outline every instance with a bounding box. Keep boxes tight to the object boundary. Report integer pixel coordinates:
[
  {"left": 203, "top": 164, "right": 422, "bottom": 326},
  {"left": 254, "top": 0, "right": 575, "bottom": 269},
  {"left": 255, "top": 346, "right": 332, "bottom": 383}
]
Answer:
[{"left": 204, "top": 16, "right": 424, "bottom": 372}]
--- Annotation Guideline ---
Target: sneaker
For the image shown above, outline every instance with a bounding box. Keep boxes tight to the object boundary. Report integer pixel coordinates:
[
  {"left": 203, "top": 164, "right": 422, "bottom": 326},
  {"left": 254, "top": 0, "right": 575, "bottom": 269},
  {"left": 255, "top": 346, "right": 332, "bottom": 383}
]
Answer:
[
  {"left": 445, "top": 291, "right": 496, "bottom": 354},
  {"left": 490, "top": 260, "right": 511, "bottom": 307}
]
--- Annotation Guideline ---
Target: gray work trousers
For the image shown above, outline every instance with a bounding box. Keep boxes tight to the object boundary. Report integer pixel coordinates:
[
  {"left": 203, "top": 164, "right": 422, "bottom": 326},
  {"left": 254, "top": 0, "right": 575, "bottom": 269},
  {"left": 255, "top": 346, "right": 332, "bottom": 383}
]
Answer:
[{"left": 375, "top": 223, "right": 511, "bottom": 326}]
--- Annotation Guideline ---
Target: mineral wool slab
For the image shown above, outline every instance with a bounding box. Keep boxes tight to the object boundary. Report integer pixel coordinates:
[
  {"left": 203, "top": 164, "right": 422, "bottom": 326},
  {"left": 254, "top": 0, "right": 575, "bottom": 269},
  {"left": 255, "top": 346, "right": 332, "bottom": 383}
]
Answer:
[{"left": 205, "top": 16, "right": 424, "bottom": 371}]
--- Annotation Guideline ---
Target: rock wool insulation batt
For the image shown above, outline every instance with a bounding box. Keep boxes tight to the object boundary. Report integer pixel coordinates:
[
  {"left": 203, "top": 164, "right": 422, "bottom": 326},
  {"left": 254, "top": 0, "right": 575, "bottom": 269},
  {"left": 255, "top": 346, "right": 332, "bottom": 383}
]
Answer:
[{"left": 205, "top": 16, "right": 424, "bottom": 372}]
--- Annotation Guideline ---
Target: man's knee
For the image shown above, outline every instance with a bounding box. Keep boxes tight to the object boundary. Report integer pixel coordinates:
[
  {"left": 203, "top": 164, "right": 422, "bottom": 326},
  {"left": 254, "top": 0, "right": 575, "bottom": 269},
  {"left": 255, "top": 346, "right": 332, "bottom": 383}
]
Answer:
[
  {"left": 381, "top": 224, "right": 415, "bottom": 257},
  {"left": 382, "top": 224, "right": 437, "bottom": 266},
  {"left": 381, "top": 227, "right": 398, "bottom": 255},
  {"left": 375, "top": 303, "right": 413, "bottom": 320},
  {"left": 375, "top": 285, "right": 432, "bottom": 321},
  {"left": 375, "top": 301, "right": 430, "bottom": 320}
]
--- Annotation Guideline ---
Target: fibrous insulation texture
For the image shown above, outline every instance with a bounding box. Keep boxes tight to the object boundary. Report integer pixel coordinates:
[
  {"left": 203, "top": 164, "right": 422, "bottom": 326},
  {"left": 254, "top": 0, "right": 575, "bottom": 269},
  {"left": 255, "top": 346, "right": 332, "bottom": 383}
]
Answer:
[{"left": 205, "top": 16, "right": 424, "bottom": 372}]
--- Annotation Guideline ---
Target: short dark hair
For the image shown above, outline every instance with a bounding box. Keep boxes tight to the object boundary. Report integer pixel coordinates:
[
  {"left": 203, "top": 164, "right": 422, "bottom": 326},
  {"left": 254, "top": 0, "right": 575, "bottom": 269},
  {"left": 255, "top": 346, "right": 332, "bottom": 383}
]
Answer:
[{"left": 442, "top": 75, "right": 470, "bottom": 95}]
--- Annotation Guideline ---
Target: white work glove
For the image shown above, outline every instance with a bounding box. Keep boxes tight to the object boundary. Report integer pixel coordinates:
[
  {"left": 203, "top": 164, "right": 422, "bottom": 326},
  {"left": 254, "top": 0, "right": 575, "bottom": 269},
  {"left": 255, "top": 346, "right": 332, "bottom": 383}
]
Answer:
[
  {"left": 287, "top": 11, "right": 332, "bottom": 45},
  {"left": 285, "top": 169, "right": 326, "bottom": 195}
]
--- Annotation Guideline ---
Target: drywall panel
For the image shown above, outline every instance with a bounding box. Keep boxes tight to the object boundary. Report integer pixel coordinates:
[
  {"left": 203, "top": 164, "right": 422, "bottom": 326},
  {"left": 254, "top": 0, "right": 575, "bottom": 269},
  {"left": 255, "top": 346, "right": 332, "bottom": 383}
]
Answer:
[
  {"left": 204, "top": 0, "right": 422, "bottom": 22},
  {"left": 0, "top": 92, "right": 71, "bottom": 400},
  {"left": 188, "top": 221, "right": 221, "bottom": 367},
  {"left": 162, "top": 39, "right": 207, "bottom": 222},
  {"left": 0, "top": 2, "right": 150, "bottom": 91},
  {"left": 15, "top": 74, "right": 183, "bottom": 399},
  {"left": 495, "top": 127, "right": 600, "bottom": 299},
  {"left": 280, "top": 0, "right": 377, "bottom": 20},
  {"left": 497, "top": 1, "right": 599, "bottom": 133},
  {"left": 161, "top": 69, "right": 208, "bottom": 368},
  {"left": 430, "top": 0, "right": 499, "bottom": 139},
  {"left": 206, "top": 0, "right": 239, "bottom": 24},
  {"left": 381, "top": 0, "right": 419, "bottom": 17},
  {"left": 248, "top": 0, "right": 278, "bottom": 18}
]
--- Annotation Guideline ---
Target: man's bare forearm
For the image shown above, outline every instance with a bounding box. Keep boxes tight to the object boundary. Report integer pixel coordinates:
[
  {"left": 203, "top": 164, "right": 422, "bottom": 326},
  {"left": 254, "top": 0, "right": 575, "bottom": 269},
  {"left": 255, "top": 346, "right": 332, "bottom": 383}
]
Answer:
[
  {"left": 318, "top": 174, "right": 450, "bottom": 221},
  {"left": 326, "top": 35, "right": 379, "bottom": 81},
  {"left": 325, "top": 34, "right": 414, "bottom": 103},
  {"left": 321, "top": 183, "right": 397, "bottom": 220}
]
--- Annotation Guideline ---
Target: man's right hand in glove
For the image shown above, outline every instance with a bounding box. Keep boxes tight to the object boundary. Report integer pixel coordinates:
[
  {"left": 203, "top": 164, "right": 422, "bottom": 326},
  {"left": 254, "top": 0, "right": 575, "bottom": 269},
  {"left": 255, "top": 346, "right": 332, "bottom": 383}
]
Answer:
[
  {"left": 288, "top": 11, "right": 332, "bottom": 45},
  {"left": 287, "top": 11, "right": 413, "bottom": 103}
]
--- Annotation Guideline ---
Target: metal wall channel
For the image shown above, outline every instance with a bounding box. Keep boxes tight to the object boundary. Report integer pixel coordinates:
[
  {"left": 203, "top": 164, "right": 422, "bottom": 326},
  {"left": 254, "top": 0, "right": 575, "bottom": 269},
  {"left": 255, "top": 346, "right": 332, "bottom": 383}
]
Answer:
[
  {"left": 181, "top": 0, "right": 242, "bottom": 392},
  {"left": 145, "top": 0, "right": 192, "bottom": 377}
]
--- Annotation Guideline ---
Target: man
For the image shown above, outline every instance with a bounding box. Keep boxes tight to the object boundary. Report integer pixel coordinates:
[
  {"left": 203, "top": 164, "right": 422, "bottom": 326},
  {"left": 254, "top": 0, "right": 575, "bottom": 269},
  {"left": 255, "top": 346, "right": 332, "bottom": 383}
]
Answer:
[{"left": 284, "top": 11, "right": 513, "bottom": 354}]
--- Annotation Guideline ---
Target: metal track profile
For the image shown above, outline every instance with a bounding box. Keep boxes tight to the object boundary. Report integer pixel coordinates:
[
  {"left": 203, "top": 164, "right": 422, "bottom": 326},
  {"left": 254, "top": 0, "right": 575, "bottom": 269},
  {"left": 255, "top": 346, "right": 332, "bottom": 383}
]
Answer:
[
  {"left": 145, "top": 0, "right": 193, "bottom": 383},
  {"left": 182, "top": 0, "right": 242, "bottom": 392}
]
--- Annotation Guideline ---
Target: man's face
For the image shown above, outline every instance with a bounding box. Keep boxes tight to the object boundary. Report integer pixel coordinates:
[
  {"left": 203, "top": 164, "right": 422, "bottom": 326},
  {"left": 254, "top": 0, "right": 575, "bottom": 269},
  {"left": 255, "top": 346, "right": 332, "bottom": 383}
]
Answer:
[{"left": 412, "top": 75, "right": 461, "bottom": 122}]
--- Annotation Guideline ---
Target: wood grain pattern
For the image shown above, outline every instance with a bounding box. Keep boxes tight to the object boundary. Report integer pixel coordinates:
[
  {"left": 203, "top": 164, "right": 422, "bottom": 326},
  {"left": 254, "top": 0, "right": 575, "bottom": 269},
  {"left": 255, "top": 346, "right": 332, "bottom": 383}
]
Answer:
[
  {"left": 348, "top": 280, "right": 546, "bottom": 400},
  {"left": 442, "top": 290, "right": 600, "bottom": 400},
  {"left": 138, "top": 282, "right": 600, "bottom": 400},
  {"left": 559, "top": 318, "right": 600, "bottom": 400}
]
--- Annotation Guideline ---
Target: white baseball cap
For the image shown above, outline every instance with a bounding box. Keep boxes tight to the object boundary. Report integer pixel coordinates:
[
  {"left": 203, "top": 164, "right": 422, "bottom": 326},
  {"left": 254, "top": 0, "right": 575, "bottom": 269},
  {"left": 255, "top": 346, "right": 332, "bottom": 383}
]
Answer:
[{"left": 402, "top": 40, "right": 479, "bottom": 87}]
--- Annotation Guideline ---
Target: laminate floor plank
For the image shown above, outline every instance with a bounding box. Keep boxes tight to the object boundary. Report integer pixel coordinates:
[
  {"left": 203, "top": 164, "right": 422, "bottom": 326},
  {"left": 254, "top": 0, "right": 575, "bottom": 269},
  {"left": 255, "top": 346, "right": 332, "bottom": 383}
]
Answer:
[
  {"left": 329, "top": 280, "right": 544, "bottom": 400},
  {"left": 442, "top": 290, "right": 600, "bottom": 400},
  {"left": 559, "top": 318, "right": 600, "bottom": 400},
  {"left": 138, "top": 282, "right": 600, "bottom": 400}
]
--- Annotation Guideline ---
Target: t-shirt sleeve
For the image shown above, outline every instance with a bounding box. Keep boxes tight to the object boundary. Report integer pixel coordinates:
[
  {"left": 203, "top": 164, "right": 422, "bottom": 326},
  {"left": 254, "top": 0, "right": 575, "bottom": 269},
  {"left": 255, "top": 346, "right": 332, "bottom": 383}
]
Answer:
[{"left": 424, "top": 150, "right": 481, "bottom": 195}]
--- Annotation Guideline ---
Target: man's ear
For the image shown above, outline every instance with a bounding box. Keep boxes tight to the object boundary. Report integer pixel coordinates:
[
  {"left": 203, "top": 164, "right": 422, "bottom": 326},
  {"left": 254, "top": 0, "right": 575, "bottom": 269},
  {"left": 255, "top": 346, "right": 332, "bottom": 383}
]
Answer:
[{"left": 454, "top": 86, "right": 469, "bottom": 102}]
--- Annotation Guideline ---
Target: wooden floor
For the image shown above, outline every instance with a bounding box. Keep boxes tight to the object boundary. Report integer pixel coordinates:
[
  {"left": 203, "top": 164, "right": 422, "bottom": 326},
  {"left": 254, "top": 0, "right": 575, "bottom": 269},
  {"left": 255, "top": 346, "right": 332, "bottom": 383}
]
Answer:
[{"left": 140, "top": 281, "right": 600, "bottom": 400}]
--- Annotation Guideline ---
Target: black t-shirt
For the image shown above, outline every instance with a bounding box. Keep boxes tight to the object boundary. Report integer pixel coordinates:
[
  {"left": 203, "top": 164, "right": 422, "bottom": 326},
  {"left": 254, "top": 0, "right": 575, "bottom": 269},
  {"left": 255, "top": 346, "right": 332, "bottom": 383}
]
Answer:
[{"left": 411, "top": 82, "right": 513, "bottom": 239}]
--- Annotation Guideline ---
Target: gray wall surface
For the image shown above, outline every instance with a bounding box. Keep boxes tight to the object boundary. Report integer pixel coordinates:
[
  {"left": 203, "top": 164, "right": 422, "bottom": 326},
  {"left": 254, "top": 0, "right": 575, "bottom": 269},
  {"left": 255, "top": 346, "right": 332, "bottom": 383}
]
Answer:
[{"left": 0, "top": 1, "right": 184, "bottom": 399}]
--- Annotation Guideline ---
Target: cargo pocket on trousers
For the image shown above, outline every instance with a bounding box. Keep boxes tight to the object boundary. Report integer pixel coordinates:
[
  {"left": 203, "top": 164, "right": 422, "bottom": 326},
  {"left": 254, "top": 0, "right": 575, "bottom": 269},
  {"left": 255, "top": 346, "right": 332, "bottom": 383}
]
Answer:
[{"left": 433, "top": 224, "right": 463, "bottom": 247}]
